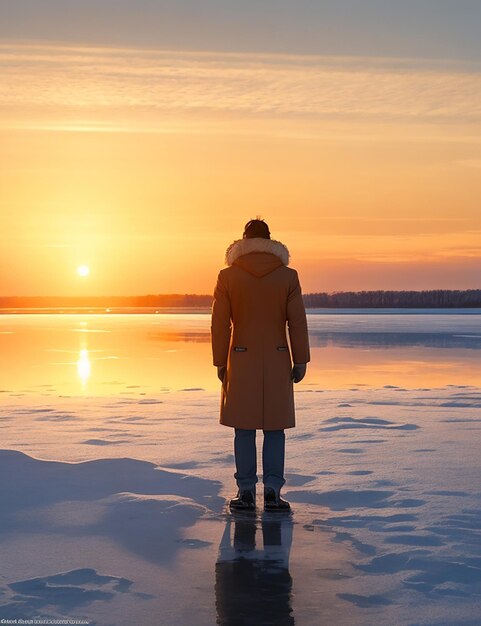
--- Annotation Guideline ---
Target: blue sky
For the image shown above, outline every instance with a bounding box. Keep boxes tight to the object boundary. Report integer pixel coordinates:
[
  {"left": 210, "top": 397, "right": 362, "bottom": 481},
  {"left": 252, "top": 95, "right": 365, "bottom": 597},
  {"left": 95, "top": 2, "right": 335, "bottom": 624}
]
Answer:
[{"left": 1, "top": 0, "right": 481, "bottom": 61}]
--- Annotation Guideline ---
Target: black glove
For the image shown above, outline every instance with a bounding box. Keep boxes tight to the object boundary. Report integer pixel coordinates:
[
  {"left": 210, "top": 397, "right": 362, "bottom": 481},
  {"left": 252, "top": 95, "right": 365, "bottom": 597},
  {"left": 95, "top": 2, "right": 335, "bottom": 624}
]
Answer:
[
  {"left": 217, "top": 365, "right": 227, "bottom": 382},
  {"left": 291, "top": 363, "right": 307, "bottom": 383}
]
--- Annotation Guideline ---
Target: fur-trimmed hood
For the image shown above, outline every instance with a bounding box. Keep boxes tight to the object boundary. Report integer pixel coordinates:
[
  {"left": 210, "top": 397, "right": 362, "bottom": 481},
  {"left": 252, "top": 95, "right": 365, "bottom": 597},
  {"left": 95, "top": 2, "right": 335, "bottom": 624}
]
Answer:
[
  {"left": 225, "top": 237, "right": 290, "bottom": 266},
  {"left": 224, "top": 237, "right": 290, "bottom": 278}
]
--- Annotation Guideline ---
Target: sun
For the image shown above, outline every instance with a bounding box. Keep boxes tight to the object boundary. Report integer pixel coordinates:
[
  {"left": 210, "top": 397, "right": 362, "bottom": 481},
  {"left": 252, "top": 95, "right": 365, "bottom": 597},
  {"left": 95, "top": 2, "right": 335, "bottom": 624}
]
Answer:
[{"left": 77, "top": 265, "right": 90, "bottom": 277}]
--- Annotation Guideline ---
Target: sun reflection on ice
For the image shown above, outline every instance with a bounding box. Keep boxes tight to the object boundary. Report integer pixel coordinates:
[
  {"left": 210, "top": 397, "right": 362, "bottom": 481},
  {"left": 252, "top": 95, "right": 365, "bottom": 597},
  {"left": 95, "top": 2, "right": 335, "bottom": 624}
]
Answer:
[{"left": 77, "top": 348, "right": 91, "bottom": 385}]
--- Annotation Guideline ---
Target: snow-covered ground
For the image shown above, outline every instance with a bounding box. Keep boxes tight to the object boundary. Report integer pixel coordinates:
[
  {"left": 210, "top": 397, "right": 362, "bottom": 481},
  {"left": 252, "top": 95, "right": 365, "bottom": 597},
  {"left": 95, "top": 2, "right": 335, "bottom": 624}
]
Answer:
[{"left": 0, "top": 312, "right": 480, "bottom": 625}]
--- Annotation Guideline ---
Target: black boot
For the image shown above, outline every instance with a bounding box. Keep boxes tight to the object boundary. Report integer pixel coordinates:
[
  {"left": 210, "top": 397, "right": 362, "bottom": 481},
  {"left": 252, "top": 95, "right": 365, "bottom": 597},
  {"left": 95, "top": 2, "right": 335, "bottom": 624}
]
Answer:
[
  {"left": 264, "top": 486, "right": 291, "bottom": 511},
  {"left": 229, "top": 488, "right": 256, "bottom": 511}
]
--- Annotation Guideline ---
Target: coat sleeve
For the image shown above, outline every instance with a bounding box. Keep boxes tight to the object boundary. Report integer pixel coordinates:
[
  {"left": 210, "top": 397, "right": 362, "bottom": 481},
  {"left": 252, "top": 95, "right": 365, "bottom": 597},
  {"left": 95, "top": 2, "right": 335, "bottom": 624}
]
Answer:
[
  {"left": 287, "top": 270, "right": 311, "bottom": 364},
  {"left": 211, "top": 270, "right": 233, "bottom": 366}
]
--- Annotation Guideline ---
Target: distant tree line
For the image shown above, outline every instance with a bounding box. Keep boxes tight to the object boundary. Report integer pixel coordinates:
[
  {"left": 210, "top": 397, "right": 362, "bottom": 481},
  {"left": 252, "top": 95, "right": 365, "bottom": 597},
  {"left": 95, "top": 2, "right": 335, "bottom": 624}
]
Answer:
[
  {"left": 1, "top": 289, "right": 480, "bottom": 310},
  {"left": 0, "top": 294, "right": 210, "bottom": 309},
  {"left": 303, "top": 289, "right": 481, "bottom": 308}
]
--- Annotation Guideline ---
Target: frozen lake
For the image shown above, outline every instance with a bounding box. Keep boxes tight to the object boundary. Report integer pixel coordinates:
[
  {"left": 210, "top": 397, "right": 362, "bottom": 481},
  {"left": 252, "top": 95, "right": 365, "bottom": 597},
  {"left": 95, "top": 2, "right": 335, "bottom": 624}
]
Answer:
[
  {"left": 1, "top": 309, "right": 481, "bottom": 394},
  {"left": 0, "top": 310, "right": 480, "bottom": 625}
]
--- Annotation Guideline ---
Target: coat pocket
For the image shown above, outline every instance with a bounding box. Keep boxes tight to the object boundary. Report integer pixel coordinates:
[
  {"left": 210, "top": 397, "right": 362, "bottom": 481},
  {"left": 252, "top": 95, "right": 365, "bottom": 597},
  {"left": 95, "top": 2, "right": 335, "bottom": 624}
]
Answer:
[
  {"left": 233, "top": 346, "right": 247, "bottom": 352},
  {"left": 276, "top": 346, "right": 289, "bottom": 351}
]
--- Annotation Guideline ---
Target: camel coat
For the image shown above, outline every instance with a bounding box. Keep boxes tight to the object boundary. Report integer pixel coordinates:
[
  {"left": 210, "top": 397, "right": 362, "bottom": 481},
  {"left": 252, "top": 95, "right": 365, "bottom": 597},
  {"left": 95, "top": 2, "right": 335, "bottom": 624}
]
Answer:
[{"left": 210, "top": 237, "right": 310, "bottom": 430}]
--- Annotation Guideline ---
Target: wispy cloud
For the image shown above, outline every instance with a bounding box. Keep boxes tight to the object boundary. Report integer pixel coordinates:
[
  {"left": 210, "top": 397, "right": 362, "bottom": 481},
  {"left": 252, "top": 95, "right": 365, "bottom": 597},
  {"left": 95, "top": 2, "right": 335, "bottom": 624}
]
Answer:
[
  {"left": 454, "top": 159, "right": 481, "bottom": 168},
  {"left": 1, "top": 42, "right": 480, "bottom": 133},
  {"left": 297, "top": 228, "right": 481, "bottom": 263}
]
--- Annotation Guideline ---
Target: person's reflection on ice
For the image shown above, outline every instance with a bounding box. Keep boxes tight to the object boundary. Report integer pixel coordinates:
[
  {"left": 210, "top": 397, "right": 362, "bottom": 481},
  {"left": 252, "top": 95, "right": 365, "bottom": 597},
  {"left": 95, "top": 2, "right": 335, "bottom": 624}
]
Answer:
[{"left": 215, "top": 511, "right": 295, "bottom": 625}]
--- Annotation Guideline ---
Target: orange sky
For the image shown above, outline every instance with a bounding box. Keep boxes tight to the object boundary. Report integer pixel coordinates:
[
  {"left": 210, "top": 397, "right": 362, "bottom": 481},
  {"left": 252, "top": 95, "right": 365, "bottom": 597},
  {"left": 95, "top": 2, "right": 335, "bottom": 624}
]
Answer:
[{"left": 1, "top": 42, "right": 480, "bottom": 296}]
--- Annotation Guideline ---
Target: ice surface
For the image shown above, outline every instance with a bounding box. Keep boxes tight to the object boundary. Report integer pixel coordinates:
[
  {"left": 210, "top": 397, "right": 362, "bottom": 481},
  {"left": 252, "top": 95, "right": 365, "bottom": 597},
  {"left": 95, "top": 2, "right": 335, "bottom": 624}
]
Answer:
[
  {"left": 1, "top": 311, "right": 480, "bottom": 624},
  {"left": 0, "top": 384, "right": 480, "bottom": 625}
]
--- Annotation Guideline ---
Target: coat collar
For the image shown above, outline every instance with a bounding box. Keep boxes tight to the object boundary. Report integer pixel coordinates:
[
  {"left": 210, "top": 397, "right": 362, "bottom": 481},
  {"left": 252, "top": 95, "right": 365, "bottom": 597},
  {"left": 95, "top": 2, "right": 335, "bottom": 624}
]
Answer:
[{"left": 225, "top": 237, "right": 290, "bottom": 266}]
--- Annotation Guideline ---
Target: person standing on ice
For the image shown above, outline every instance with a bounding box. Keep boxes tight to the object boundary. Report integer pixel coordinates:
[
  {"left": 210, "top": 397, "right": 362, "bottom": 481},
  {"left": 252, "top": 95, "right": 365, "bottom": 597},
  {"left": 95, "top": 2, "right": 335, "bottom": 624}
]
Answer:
[{"left": 211, "top": 218, "right": 311, "bottom": 511}]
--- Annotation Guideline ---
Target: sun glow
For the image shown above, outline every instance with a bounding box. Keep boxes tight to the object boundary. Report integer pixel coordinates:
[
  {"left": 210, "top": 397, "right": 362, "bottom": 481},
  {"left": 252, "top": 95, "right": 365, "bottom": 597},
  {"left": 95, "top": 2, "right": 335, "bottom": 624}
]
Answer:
[{"left": 77, "top": 265, "right": 90, "bottom": 277}]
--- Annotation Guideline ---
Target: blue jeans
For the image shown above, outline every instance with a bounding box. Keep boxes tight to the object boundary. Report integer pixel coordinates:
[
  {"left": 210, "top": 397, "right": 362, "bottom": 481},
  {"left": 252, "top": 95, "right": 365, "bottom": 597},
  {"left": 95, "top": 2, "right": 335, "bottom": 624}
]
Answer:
[{"left": 234, "top": 428, "right": 286, "bottom": 493}]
